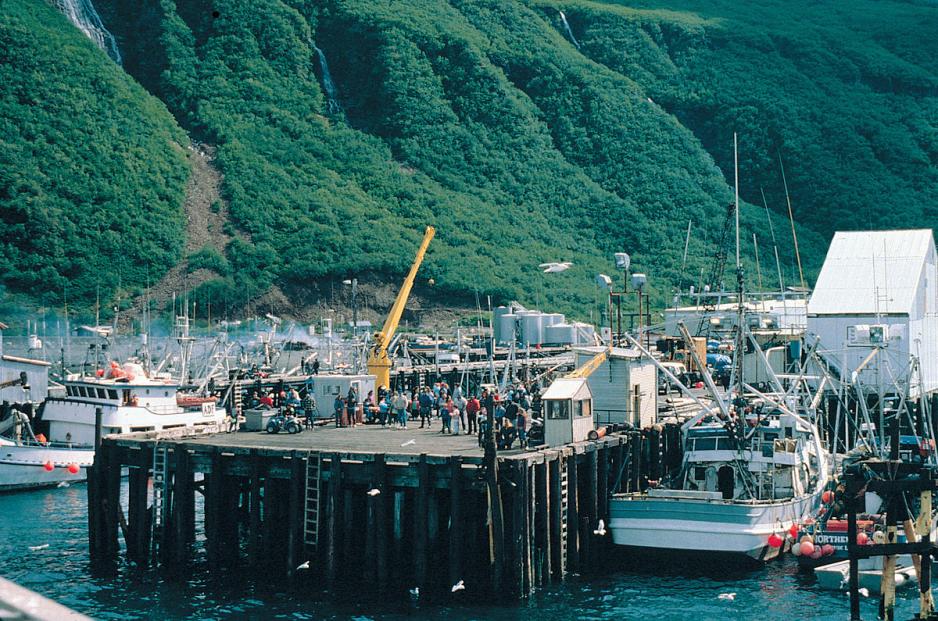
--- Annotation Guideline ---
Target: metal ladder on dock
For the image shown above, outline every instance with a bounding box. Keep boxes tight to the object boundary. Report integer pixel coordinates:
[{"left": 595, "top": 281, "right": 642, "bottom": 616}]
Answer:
[
  {"left": 559, "top": 456, "right": 569, "bottom": 573},
  {"left": 150, "top": 443, "right": 170, "bottom": 556},
  {"left": 232, "top": 380, "right": 244, "bottom": 420},
  {"left": 303, "top": 452, "right": 322, "bottom": 551}
]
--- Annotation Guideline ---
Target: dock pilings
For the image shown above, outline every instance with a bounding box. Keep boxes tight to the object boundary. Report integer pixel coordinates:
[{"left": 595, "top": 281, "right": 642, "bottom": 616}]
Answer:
[{"left": 88, "top": 426, "right": 670, "bottom": 599}]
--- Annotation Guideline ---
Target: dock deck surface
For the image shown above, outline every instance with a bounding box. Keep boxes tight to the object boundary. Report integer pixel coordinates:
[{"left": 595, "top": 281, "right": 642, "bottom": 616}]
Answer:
[{"left": 177, "top": 423, "right": 494, "bottom": 458}]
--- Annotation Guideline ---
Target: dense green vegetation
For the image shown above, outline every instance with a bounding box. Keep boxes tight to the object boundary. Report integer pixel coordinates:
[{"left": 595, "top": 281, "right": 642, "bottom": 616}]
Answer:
[
  {"left": 0, "top": 0, "right": 189, "bottom": 310},
  {"left": 2, "top": 0, "right": 936, "bottom": 320}
]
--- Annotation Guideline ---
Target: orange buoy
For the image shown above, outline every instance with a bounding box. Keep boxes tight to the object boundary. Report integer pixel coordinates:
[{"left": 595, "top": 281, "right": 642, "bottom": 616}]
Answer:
[
  {"left": 822, "top": 490, "right": 835, "bottom": 504},
  {"left": 800, "top": 541, "right": 816, "bottom": 556}
]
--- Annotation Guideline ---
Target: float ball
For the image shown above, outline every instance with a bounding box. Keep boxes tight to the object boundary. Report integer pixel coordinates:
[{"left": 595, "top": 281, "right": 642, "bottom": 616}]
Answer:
[
  {"left": 43, "top": 461, "right": 54, "bottom": 472},
  {"left": 800, "top": 541, "right": 816, "bottom": 556},
  {"left": 67, "top": 463, "right": 80, "bottom": 475},
  {"left": 822, "top": 490, "right": 835, "bottom": 504},
  {"left": 791, "top": 542, "right": 803, "bottom": 556},
  {"left": 768, "top": 533, "right": 784, "bottom": 548}
]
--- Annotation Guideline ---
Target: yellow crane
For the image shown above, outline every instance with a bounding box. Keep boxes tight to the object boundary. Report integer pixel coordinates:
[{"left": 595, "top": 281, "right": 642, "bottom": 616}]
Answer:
[
  {"left": 367, "top": 226, "right": 436, "bottom": 390},
  {"left": 565, "top": 348, "right": 610, "bottom": 379}
]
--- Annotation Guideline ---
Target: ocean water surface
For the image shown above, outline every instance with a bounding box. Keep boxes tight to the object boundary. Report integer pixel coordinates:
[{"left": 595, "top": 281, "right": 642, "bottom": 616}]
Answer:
[{"left": 0, "top": 483, "right": 926, "bottom": 620}]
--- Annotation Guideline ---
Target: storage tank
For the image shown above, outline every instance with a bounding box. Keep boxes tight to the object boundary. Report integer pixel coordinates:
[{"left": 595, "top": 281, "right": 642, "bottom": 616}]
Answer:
[
  {"left": 544, "top": 323, "right": 575, "bottom": 345},
  {"left": 542, "top": 313, "right": 564, "bottom": 328},
  {"left": 498, "top": 313, "right": 517, "bottom": 345},
  {"left": 493, "top": 306, "right": 510, "bottom": 343},
  {"left": 521, "top": 313, "right": 545, "bottom": 346}
]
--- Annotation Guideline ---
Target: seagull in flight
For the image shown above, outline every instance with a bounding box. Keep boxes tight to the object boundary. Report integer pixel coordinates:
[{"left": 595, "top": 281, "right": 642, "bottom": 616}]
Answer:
[{"left": 540, "top": 262, "right": 573, "bottom": 273}]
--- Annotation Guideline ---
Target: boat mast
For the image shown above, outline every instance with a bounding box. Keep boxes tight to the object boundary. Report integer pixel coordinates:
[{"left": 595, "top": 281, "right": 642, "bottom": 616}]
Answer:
[{"left": 734, "top": 133, "right": 745, "bottom": 404}]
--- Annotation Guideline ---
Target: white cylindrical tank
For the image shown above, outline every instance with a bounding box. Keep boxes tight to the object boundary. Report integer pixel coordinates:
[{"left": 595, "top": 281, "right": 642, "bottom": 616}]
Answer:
[
  {"left": 571, "top": 322, "right": 596, "bottom": 345},
  {"left": 493, "top": 306, "right": 510, "bottom": 343},
  {"left": 498, "top": 314, "right": 517, "bottom": 345},
  {"left": 545, "top": 323, "right": 575, "bottom": 345},
  {"left": 542, "top": 313, "right": 564, "bottom": 328},
  {"left": 521, "top": 313, "right": 545, "bottom": 346}
]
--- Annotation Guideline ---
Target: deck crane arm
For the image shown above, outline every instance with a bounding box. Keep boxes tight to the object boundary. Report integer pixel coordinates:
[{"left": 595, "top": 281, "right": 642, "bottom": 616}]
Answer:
[
  {"left": 565, "top": 349, "right": 609, "bottom": 379},
  {"left": 367, "top": 226, "right": 436, "bottom": 390}
]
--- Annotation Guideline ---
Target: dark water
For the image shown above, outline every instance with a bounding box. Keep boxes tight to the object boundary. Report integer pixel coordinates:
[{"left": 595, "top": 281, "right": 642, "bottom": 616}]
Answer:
[{"left": 0, "top": 483, "right": 926, "bottom": 620}]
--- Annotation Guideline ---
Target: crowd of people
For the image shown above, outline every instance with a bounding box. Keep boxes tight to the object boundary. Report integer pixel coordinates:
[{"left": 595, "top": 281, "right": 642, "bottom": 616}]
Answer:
[{"left": 247, "top": 378, "right": 541, "bottom": 450}]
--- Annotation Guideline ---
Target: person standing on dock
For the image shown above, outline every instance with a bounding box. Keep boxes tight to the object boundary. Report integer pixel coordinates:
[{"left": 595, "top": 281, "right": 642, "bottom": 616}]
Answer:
[
  {"left": 392, "top": 390, "right": 409, "bottom": 429},
  {"left": 418, "top": 387, "right": 433, "bottom": 428},
  {"left": 441, "top": 395, "right": 454, "bottom": 434},
  {"left": 333, "top": 394, "right": 345, "bottom": 427},
  {"left": 481, "top": 389, "right": 494, "bottom": 426},
  {"left": 494, "top": 397, "right": 506, "bottom": 430},
  {"left": 465, "top": 394, "right": 480, "bottom": 435}
]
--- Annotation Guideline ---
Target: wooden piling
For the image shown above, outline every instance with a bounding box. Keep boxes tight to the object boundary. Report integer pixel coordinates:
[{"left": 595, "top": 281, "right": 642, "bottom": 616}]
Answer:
[
  {"left": 415, "top": 454, "right": 429, "bottom": 590},
  {"left": 287, "top": 452, "right": 305, "bottom": 576},
  {"left": 128, "top": 449, "right": 150, "bottom": 564},
  {"left": 449, "top": 457, "right": 463, "bottom": 590},
  {"left": 173, "top": 446, "right": 193, "bottom": 564},
  {"left": 248, "top": 452, "right": 263, "bottom": 565},
  {"left": 373, "top": 454, "right": 388, "bottom": 593},
  {"left": 326, "top": 453, "right": 341, "bottom": 591},
  {"left": 535, "top": 459, "right": 550, "bottom": 584},
  {"left": 566, "top": 452, "right": 579, "bottom": 572},
  {"left": 511, "top": 461, "right": 524, "bottom": 598},
  {"left": 104, "top": 444, "right": 121, "bottom": 557}
]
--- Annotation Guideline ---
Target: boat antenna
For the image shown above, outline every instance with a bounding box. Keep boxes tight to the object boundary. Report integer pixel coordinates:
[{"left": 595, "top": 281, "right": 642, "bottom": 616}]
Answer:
[
  {"left": 778, "top": 151, "right": 806, "bottom": 290},
  {"left": 753, "top": 233, "right": 764, "bottom": 293},
  {"left": 679, "top": 220, "right": 692, "bottom": 294}
]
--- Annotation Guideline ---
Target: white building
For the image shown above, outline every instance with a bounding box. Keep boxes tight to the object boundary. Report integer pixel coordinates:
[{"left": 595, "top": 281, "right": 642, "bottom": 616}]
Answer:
[
  {"left": 807, "top": 229, "right": 938, "bottom": 397},
  {"left": 574, "top": 346, "right": 657, "bottom": 428}
]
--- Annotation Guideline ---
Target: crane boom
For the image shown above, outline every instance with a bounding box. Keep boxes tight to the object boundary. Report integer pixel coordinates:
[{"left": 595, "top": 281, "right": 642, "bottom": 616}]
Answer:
[
  {"left": 566, "top": 349, "right": 609, "bottom": 379},
  {"left": 367, "top": 226, "right": 436, "bottom": 389}
]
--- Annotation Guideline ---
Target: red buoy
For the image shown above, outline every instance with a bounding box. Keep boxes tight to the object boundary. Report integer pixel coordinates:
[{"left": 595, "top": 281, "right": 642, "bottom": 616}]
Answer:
[
  {"left": 822, "top": 490, "right": 835, "bottom": 504},
  {"left": 788, "top": 524, "right": 800, "bottom": 539},
  {"left": 67, "top": 463, "right": 80, "bottom": 475},
  {"left": 800, "top": 541, "right": 816, "bottom": 556},
  {"left": 768, "top": 533, "right": 784, "bottom": 548},
  {"left": 810, "top": 547, "right": 824, "bottom": 560},
  {"left": 857, "top": 532, "right": 869, "bottom": 545},
  {"left": 43, "top": 461, "right": 54, "bottom": 472},
  {"left": 822, "top": 544, "right": 835, "bottom": 556}
]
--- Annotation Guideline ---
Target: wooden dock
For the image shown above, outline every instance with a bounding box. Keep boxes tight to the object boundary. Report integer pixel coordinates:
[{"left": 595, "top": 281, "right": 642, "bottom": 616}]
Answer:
[{"left": 87, "top": 421, "right": 680, "bottom": 600}]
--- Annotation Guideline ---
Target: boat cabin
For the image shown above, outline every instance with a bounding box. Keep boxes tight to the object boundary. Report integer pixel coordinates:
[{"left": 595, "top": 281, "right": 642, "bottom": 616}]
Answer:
[{"left": 542, "top": 377, "right": 594, "bottom": 446}]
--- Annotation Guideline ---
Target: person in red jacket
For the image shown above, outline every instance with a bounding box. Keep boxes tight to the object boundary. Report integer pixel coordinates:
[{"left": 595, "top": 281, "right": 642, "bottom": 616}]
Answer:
[{"left": 465, "top": 395, "right": 481, "bottom": 436}]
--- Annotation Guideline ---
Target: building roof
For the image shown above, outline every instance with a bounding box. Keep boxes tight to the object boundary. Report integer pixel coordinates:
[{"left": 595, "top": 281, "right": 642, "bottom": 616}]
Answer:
[
  {"left": 542, "top": 377, "right": 591, "bottom": 400},
  {"left": 573, "top": 345, "right": 642, "bottom": 359},
  {"left": 808, "top": 229, "right": 935, "bottom": 316}
]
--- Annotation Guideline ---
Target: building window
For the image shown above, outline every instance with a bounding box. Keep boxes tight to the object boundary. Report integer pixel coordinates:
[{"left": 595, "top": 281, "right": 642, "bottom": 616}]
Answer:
[{"left": 546, "top": 400, "right": 570, "bottom": 420}]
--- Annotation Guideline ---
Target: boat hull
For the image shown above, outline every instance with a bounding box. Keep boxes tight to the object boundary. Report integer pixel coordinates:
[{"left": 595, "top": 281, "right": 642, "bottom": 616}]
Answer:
[
  {"left": 0, "top": 443, "right": 93, "bottom": 492},
  {"left": 609, "top": 490, "right": 823, "bottom": 560}
]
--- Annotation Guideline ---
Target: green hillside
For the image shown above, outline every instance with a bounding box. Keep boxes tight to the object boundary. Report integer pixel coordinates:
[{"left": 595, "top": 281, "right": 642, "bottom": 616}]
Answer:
[
  {"left": 2, "top": 0, "right": 936, "bottom": 320},
  {"left": 0, "top": 0, "right": 189, "bottom": 310}
]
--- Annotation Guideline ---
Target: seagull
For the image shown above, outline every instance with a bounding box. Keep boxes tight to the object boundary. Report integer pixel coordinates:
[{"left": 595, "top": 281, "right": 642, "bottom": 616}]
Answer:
[
  {"left": 57, "top": 481, "right": 70, "bottom": 488},
  {"left": 859, "top": 588, "right": 870, "bottom": 598},
  {"left": 367, "top": 488, "right": 381, "bottom": 497},
  {"left": 28, "top": 544, "right": 49, "bottom": 551},
  {"left": 451, "top": 580, "right": 465, "bottom": 593},
  {"left": 717, "top": 592, "right": 736, "bottom": 601},
  {"left": 409, "top": 586, "right": 420, "bottom": 599},
  {"left": 401, "top": 439, "right": 416, "bottom": 447},
  {"left": 540, "top": 262, "right": 573, "bottom": 273},
  {"left": 296, "top": 560, "right": 310, "bottom": 570},
  {"left": 593, "top": 519, "right": 606, "bottom": 536}
]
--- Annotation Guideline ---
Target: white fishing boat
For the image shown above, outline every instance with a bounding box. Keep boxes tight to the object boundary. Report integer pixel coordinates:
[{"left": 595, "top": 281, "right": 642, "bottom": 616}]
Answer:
[
  {"left": 0, "top": 361, "right": 225, "bottom": 491},
  {"left": 608, "top": 133, "right": 828, "bottom": 561},
  {"left": 608, "top": 409, "right": 828, "bottom": 560}
]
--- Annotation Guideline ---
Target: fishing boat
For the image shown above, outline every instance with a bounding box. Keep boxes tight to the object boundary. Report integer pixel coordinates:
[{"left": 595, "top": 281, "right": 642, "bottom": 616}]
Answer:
[
  {"left": 814, "top": 555, "right": 917, "bottom": 593},
  {"left": 608, "top": 134, "right": 828, "bottom": 561},
  {"left": 608, "top": 405, "right": 828, "bottom": 560},
  {"left": 0, "top": 361, "right": 225, "bottom": 491}
]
